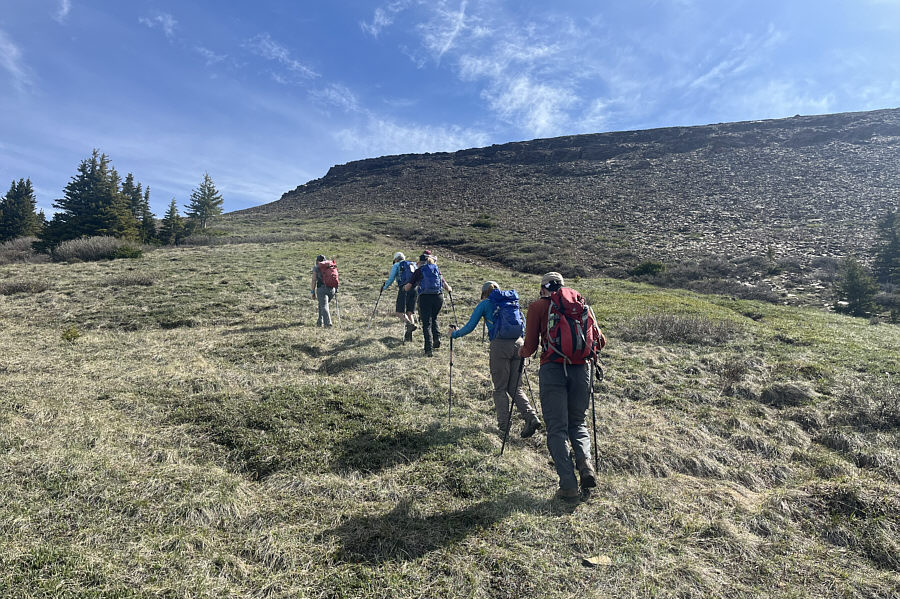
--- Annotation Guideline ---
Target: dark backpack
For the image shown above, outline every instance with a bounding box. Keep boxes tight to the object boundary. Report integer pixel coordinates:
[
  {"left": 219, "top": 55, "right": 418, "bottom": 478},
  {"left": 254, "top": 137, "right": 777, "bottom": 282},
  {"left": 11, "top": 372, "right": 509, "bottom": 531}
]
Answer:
[
  {"left": 318, "top": 260, "right": 339, "bottom": 288},
  {"left": 418, "top": 263, "right": 442, "bottom": 294},
  {"left": 398, "top": 260, "right": 417, "bottom": 286},
  {"left": 544, "top": 287, "right": 603, "bottom": 364},
  {"left": 488, "top": 289, "right": 525, "bottom": 340}
]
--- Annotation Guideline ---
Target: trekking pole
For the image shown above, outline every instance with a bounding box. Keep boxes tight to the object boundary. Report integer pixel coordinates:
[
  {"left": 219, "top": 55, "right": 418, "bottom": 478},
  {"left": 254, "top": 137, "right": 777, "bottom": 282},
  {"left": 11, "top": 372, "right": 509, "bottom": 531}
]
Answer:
[
  {"left": 448, "top": 290, "right": 460, "bottom": 327},
  {"left": 334, "top": 292, "right": 341, "bottom": 328},
  {"left": 481, "top": 321, "right": 485, "bottom": 344},
  {"left": 523, "top": 360, "right": 538, "bottom": 411},
  {"left": 368, "top": 282, "right": 387, "bottom": 330},
  {"left": 448, "top": 335, "right": 454, "bottom": 425},
  {"left": 500, "top": 359, "right": 526, "bottom": 456},
  {"left": 589, "top": 358, "right": 603, "bottom": 469}
]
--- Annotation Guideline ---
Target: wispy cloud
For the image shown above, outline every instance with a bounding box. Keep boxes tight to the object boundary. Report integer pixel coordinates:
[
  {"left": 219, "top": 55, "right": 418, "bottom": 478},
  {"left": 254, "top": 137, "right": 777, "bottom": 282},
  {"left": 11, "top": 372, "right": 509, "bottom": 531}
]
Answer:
[
  {"left": 733, "top": 80, "right": 835, "bottom": 119},
  {"left": 53, "top": 0, "right": 72, "bottom": 23},
  {"left": 310, "top": 83, "right": 361, "bottom": 113},
  {"left": 195, "top": 46, "right": 227, "bottom": 67},
  {"left": 361, "top": 0, "right": 413, "bottom": 37},
  {"left": 689, "top": 25, "right": 786, "bottom": 90},
  {"left": 244, "top": 34, "right": 319, "bottom": 80},
  {"left": 335, "top": 116, "right": 489, "bottom": 157},
  {"left": 139, "top": 13, "right": 178, "bottom": 39},
  {"left": 418, "top": 0, "right": 471, "bottom": 60},
  {"left": 0, "top": 29, "right": 32, "bottom": 92}
]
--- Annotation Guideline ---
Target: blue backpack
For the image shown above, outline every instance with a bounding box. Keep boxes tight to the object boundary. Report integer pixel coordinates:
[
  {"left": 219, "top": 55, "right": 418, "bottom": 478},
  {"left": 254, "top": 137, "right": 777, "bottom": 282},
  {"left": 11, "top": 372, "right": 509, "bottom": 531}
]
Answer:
[
  {"left": 418, "top": 263, "right": 443, "bottom": 294},
  {"left": 488, "top": 289, "right": 525, "bottom": 340},
  {"left": 398, "top": 260, "right": 417, "bottom": 286}
]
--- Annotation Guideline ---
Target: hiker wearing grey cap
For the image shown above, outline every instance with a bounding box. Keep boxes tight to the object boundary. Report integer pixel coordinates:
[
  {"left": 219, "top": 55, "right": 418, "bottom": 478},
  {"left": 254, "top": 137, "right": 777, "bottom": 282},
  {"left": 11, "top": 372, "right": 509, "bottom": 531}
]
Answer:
[
  {"left": 520, "top": 272, "right": 606, "bottom": 502},
  {"left": 404, "top": 254, "right": 452, "bottom": 357},
  {"left": 449, "top": 281, "right": 541, "bottom": 437},
  {"left": 383, "top": 251, "right": 418, "bottom": 341}
]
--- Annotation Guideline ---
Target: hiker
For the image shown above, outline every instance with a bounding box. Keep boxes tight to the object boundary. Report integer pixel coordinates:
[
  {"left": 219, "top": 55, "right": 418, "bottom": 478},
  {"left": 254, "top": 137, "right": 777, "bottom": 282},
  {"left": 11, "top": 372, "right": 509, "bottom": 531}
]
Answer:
[
  {"left": 403, "top": 253, "right": 451, "bottom": 356},
  {"left": 311, "top": 254, "right": 339, "bottom": 327},
  {"left": 520, "top": 272, "right": 606, "bottom": 502},
  {"left": 449, "top": 281, "right": 542, "bottom": 438},
  {"left": 383, "top": 251, "right": 419, "bottom": 341}
]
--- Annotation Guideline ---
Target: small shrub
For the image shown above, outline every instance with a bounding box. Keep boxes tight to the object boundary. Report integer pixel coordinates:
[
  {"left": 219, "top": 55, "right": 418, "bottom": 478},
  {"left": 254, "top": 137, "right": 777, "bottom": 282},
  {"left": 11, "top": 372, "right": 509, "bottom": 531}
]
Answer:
[
  {"left": 0, "top": 237, "right": 45, "bottom": 265},
  {"left": 470, "top": 215, "right": 495, "bottom": 229},
  {"left": 0, "top": 280, "right": 50, "bottom": 296},
  {"left": 111, "top": 245, "right": 142, "bottom": 259},
  {"left": 617, "top": 314, "right": 741, "bottom": 345},
  {"left": 61, "top": 326, "right": 81, "bottom": 343},
  {"left": 630, "top": 260, "right": 666, "bottom": 276},
  {"left": 761, "top": 383, "right": 814, "bottom": 408},
  {"left": 53, "top": 237, "right": 139, "bottom": 262}
]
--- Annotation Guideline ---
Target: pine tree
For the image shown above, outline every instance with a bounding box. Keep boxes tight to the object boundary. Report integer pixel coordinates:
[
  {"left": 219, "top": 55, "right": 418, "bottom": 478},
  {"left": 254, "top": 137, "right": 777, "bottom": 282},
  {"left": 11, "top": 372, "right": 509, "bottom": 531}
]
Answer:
[
  {"left": 834, "top": 257, "right": 880, "bottom": 317},
  {"left": 184, "top": 172, "right": 223, "bottom": 230},
  {"left": 158, "top": 198, "right": 184, "bottom": 245},
  {"left": 873, "top": 210, "right": 898, "bottom": 287},
  {"left": 39, "top": 150, "right": 139, "bottom": 248},
  {"left": 0, "top": 178, "right": 42, "bottom": 242},
  {"left": 139, "top": 186, "right": 157, "bottom": 243}
]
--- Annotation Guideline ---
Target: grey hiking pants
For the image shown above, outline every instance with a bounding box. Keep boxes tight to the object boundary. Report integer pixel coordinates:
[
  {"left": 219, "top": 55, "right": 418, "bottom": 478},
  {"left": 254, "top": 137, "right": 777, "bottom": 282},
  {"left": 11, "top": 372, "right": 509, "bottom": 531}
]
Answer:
[
  {"left": 539, "top": 361, "right": 591, "bottom": 492},
  {"left": 316, "top": 286, "right": 336, "bottom": 327},
  {"left": 490, "top": 337, "right": 539, "bottom": 430}
]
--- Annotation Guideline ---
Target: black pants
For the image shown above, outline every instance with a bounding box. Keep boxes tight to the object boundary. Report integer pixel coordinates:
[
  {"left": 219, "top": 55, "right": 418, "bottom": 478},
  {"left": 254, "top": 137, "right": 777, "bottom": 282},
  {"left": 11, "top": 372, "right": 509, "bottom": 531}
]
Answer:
[{"left": 417, "top": 293, "right": 443, "bottom": 352}]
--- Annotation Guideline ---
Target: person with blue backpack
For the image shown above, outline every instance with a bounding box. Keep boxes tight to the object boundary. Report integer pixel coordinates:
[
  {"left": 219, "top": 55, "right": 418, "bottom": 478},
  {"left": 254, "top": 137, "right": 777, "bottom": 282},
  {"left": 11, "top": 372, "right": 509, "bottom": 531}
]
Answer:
[
  {"left": 383, "top": 251, "right": 419, "bottom": 342},
  {"left": 403, "top": 253, "right": 452, "bottom": 357},
  {"left": 449, "top": 281, "right": 542, "bottom": 438}
]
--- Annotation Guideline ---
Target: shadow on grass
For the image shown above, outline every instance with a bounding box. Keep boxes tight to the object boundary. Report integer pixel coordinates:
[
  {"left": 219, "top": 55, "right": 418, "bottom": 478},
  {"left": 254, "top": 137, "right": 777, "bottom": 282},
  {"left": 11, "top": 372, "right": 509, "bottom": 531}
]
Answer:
[
  {"left": 333, "top": 426, "right": 481, "bottom": 473},
  {"left": 319, "top": 492, "right": 560, "bottom": 564},
  {"left": 223, "top": 321, "right": 305, "bottom": 335}
]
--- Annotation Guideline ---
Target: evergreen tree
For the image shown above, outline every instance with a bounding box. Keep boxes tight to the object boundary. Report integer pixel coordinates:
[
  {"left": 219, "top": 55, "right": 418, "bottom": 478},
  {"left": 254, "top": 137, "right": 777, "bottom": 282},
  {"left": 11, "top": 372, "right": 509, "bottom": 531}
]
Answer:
[
  {"left": 873, "top": 210, "right": 899, "bottom": 287},
  {"left": 834, "top": 257, "right": 880, "bottom": 317},
  {"left": 0, "top": 178, "right": 42, "bottom": 241},
  {"left": 39, "top": 150, "right": 139, "bottom": 248},
  {"left": 139, "top": 186, "right": 157, "bottom": 243},
  {"left": 185, "top": 172, "right": 223, "bottom": 230},
  {"left": 158, "top": 198, "right": 184, "bottom": 245}
]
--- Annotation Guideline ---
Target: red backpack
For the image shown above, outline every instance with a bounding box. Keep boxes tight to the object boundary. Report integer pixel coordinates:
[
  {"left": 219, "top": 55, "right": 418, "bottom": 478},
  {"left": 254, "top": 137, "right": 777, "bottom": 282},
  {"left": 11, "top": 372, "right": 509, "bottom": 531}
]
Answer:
[
  {"left": 544, "top": 287, "right": 604, "bottom": 365},
  {"left": 318, "top": 260, "right": 340, "bottom": 288}
]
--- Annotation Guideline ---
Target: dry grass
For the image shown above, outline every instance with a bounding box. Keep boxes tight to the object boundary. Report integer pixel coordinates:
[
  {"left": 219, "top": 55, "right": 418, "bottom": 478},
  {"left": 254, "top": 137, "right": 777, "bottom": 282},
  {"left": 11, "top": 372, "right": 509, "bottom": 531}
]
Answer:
[{"left": 1, "top": 224, "right": 898, "bottom": 598}]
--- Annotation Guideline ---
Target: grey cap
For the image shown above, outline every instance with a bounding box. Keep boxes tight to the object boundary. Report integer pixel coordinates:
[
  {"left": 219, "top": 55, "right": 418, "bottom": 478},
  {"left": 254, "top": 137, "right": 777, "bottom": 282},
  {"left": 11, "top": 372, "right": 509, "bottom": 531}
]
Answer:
[
  {"left": 481, "top": 280, "right": 500, "bottom": 294},
  {"left": 541, "top": 272, "right": 564, "bottom": 289}
]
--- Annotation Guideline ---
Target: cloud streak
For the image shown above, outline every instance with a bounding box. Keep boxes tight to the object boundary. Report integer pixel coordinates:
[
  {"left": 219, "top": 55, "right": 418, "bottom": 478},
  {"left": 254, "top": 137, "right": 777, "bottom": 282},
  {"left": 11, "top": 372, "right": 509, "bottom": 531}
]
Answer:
[
  {"left": 245, "top": 34, "right": 319, "bottom": 80},
  {"left": 54, "top": 0, "right": 72, "bottom": 23},
  {"left": 139, "top": 13, "right": 178, "bottom": 39},
  {"left": 0, "top": 29, "right": 32, "bottom": 92}
]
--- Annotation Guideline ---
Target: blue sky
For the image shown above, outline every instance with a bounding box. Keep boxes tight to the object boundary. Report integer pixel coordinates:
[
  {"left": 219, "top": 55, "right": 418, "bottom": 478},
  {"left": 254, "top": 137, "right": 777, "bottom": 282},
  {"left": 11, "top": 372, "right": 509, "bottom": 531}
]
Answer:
[{"left": 2, "top": 0, "right": 899, "bottom": 216}]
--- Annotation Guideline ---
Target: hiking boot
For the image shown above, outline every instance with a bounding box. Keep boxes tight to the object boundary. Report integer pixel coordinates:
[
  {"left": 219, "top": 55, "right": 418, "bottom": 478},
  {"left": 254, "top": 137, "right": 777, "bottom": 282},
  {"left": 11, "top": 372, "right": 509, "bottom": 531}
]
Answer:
[
  {"left": 554, "top": 487, "right": 580, "bottom": 503},
  {"left": 425, "top": 349, "right": 433, "bottom": 357},
  {"left": 520, "top": 418, "right": 542, "bottom": 439},
  {"left": 577, "top": 460, "right": 597, "bottom": 489},
  {"left": 433, "top": 340, "right": 441, "bottom": 349},
  {"left": 403, "top": 328, "right": 413, "bottom": 342}
]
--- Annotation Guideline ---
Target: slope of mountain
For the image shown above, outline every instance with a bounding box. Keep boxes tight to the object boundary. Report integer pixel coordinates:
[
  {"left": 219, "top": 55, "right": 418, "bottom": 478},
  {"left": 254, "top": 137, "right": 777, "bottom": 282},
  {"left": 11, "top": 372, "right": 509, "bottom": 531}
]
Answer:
[{"left": 240, "top": 107, "right": 899, "bottom": 304}]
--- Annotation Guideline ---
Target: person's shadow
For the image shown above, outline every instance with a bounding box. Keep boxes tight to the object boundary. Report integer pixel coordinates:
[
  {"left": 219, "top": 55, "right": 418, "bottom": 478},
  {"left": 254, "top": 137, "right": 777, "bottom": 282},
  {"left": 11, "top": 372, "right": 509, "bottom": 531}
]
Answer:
[
  {"left": 332, "top": 426, "right": 482, "bottom": 473},
  {"left": 317, "top": 492, "right": 573, "bottom": 564}
]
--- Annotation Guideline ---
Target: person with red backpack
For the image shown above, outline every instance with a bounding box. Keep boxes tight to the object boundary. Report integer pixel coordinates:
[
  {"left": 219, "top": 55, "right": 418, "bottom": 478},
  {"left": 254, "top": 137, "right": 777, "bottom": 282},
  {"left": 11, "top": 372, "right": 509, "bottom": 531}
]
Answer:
[
  {"left": 403, "top": 253, "right": 452, "bottom": 357},
  {"left": 520, "top": 272, "right": 606, "bottom": 502},
  {"left": 448, "top": 281, "right": 541, "bottom": 438},
  {"left": 311, "top": 254, "right": 339, "bottom": 327}
]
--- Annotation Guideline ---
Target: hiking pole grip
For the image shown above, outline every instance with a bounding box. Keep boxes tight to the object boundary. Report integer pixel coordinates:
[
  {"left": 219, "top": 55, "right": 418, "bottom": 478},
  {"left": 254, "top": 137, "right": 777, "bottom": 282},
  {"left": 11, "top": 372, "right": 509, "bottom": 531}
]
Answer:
[
  {"left": 500, "top": 358, "right": 526, "bottom": 456},
  {"left": 448, "top": 290, "right": 459, "bottom": 327}
]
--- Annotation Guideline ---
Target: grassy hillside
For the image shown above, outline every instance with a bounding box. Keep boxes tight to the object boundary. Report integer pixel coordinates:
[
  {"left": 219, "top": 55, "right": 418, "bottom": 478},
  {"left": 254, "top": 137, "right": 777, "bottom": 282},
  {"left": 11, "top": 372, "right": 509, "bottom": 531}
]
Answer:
[{"left": 1, "top": 218, "right": 898, "bottom": 598}]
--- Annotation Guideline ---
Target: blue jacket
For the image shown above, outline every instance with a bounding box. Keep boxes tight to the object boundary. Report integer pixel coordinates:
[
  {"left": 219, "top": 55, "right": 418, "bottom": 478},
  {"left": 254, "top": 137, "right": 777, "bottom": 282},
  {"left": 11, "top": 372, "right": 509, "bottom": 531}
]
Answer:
[
  {"left": 383, "top": 262, "right": 402, "bottom": 290},
  {"left": 450, "top": 299, "right": 495, "bottom": 339}
]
